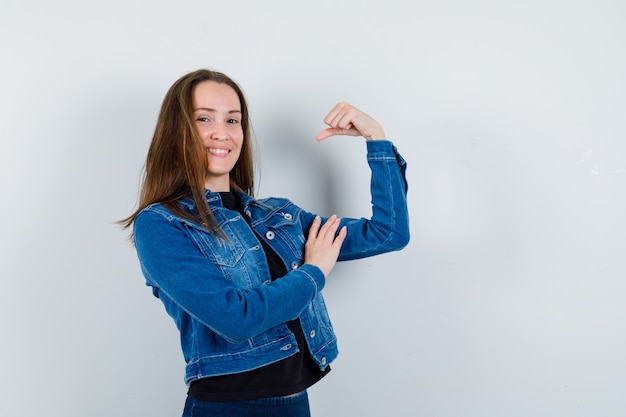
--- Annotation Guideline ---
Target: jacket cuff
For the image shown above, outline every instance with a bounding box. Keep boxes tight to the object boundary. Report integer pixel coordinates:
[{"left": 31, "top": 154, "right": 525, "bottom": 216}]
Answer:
[
  {"left": 365, "top": 138, "right": 394, "bottom": 152},
  {"left": 296, "top": 264, "right": 326, "bottom": 293},
  {"left": 366, "top": 139, "right": 405, "bottom": 163}
]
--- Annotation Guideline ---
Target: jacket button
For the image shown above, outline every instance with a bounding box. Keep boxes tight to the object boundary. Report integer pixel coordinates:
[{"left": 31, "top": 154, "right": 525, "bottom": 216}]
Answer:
[
  {"left": 265, "top": 231, "right": 275, "bottom": 240},
  {"left": 321, "top": 357, "right": 327, "bottom": 366},
  {"left": 290, "top": 261, "right": 299, "bottom": 270},
  {"left": 309, "top": 330, "right": 316, "bottom": 338},
  {"left": 284, "top": 213, "right": 293, "bottom": 220}
]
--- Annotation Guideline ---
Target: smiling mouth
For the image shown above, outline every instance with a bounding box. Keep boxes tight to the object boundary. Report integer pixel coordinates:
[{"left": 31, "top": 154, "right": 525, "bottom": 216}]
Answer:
[{"left": 207, "top": 148, "right": 230, "bottom": 155}]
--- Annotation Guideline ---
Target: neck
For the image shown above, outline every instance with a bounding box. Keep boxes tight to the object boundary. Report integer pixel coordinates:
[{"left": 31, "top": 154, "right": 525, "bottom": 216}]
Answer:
[{"left": 205, "top": 177, "right": 230, "bottom": 192}]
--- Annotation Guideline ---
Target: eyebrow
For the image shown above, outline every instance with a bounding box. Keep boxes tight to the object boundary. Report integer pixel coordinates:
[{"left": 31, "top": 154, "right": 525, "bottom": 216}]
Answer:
[{"left": 193, "top": 107, "right": 242, "bottom": 114}]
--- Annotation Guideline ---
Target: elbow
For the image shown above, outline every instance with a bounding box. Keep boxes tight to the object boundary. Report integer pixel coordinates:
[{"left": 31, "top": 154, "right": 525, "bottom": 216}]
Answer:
[
  {"left": 398, "top": 230, "right": 411, "bottom": 250},
  {"left": 365, "top": 225, "right": 410, "bottom": 255},
  {"left": 388, "top": 226, "right": 410, "bottom": 252}
]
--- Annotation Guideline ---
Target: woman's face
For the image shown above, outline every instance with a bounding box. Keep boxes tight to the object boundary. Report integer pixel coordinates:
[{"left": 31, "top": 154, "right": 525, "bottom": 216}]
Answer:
[{"left": 192, "top": 81, "right": 244, "bottom": 191}]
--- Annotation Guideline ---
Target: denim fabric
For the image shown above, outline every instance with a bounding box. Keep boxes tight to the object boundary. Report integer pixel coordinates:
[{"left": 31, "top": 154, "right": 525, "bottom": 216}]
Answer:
[
  {"left": 183, "top": 390, "right": 310, "bottom": 417},
  {"left": 133, "top": 140, "right": 410, "bottom": 385}
]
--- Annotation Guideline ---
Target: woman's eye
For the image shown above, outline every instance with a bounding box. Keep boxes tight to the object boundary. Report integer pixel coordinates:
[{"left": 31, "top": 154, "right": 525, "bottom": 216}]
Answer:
[
  {"left": 228, "top": 119, "right": 239, "bottom": 125},
  {"left": 197, "top": 116, "right": 210, "bottom": 122}
]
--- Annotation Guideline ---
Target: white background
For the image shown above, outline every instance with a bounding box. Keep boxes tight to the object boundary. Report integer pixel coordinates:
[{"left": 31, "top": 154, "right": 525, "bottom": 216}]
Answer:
[{"left": 2, "top": 1, "right": 625, "bottom": 416}]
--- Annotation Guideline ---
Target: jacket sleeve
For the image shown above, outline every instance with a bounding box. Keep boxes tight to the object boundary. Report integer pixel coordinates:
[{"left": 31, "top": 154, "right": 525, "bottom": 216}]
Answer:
[
  {"left": 325, "top": 139, "right": 410, "bottom": 261},
  {"left": 133, "top": 210, "right": 326, "bottom": 343}
]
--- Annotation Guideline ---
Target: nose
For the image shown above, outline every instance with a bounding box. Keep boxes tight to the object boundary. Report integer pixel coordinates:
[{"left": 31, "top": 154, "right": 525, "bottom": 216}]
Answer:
[{"left": 210, "top": 121, "right": 228, "bottom": 141}]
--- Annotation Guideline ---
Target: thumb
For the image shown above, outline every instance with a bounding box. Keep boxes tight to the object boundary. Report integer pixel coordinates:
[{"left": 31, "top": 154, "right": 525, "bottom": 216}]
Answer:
[{"left": 315, "top": 127, "right": 359, "bottom": 142}]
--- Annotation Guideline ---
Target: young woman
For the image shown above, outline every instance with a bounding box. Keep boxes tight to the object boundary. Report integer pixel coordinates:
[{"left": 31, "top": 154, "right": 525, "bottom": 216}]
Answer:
[{"left": 121, "top": 69, "right": 410, "bottom": 417}]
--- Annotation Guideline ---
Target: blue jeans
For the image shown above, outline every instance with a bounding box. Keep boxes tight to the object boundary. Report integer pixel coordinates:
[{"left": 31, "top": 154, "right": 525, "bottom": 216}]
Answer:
[{"left": 182, "top": 391, "right": 311, "bottom": 417}]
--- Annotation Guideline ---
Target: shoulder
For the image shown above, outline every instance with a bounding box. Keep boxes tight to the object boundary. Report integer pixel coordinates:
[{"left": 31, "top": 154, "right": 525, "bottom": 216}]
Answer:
[
  {"left": 255, "top": 196, "right": 293, "bottom": 208},
  {"left": 138, "top": 202, "right": 171, "bottom": 216},
  {"left": 135, "top": 203, "right": 181, "bottom": 226},
  {"left": 134, "top": 204, "right": 174, "bottom": 238},
  {"left": 134, "top": 202, "right": 199, "bottom": 235}
]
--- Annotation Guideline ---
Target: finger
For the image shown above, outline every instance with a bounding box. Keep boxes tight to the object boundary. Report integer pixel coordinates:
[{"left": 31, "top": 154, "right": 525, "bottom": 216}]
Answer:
[
  {"left": 308, "top": 216, "right": 322, "bottom": 239},
  {"left": 313, "top": 215, "right": 335, "bottom": 240},
  {"left": 338, "top": 108, "right": 361, "bottom": 131},
  {"left": 324, "top": 102, "right": 361, "bottom": 133},
  {"left": 322, "top": 102, "right": 347, "bottom": 126},
  {"left": 316, "top": 215, "right": 336, "bottom": 234},
  {"left": 327, "top": 105, "right": 356, "bottom": 130},
  {"left": 332, "top": 226, "right": 348, "bottom": 247},
  {"left": 319, "top": 216, "right": 342, "bottom": 241}
]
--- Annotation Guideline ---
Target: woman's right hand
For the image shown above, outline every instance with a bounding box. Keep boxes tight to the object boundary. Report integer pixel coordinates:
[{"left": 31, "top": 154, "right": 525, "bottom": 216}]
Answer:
[{"left": 304, "top": 215, "right": 347, "bottom": 277}]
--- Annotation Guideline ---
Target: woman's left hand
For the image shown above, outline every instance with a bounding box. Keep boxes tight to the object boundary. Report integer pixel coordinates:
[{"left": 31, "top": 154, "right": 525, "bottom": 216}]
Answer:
[{"left": 315, "top": 102, "right": 386, "bottom": 142}]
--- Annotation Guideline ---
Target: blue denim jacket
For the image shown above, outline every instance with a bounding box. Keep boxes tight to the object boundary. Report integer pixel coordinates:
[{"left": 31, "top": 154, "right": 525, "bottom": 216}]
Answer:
[{"left": 133, "top": 140, "right": 410, "bottom": 385}]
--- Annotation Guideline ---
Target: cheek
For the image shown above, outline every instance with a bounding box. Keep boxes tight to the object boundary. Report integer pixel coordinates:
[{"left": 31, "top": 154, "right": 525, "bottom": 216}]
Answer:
[
  {"left": 196, "top": 127, "right": 211, "bottom": 145},
  {"left": 234, "top": 142, "right": 244, "bottom": 158},
  {"left": 235, "top": 131, "right": 244, "bottom": 148}
]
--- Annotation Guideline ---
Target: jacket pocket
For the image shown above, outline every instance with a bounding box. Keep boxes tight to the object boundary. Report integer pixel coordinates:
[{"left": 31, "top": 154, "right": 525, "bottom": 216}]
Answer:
[{"left": 183, "top": 217, "right": 248, "bottom": 268}]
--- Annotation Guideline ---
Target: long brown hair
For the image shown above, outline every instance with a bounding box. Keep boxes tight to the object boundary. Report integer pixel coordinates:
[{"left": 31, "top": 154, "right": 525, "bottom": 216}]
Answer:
[{"left": 120, "top": 69, "right": 254, "bottom": 239}]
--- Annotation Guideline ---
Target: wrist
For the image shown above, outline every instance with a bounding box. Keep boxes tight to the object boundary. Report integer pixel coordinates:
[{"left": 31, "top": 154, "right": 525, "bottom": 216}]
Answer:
[{"left": 364, "top": 128, "right": 386, "bottom": 141}]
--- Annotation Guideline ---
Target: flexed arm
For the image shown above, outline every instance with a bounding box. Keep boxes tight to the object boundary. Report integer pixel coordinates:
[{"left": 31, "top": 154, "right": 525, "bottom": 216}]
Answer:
[{"left": 311, "top": 102, "right": 410, "bottom": 261}]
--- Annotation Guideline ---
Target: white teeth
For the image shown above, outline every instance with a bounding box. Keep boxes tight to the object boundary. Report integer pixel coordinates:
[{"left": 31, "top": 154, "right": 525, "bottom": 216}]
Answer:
[{"left": 208, "top": 148, "right": 229, "bottom": 155}]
